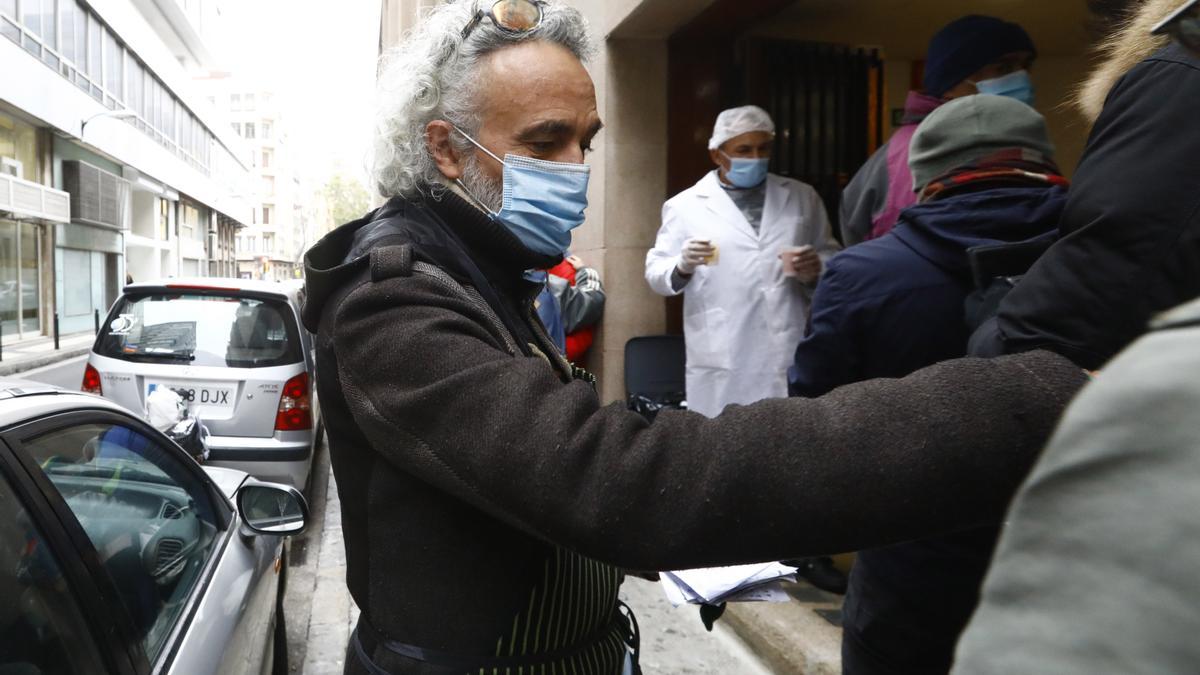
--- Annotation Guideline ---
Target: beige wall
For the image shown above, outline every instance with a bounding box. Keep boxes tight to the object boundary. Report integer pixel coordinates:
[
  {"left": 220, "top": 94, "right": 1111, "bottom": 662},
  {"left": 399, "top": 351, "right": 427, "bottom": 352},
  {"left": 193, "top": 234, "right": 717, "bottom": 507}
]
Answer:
[
  {"left": 560, "top": 0, "right": 687, "bottom": 402},
  {"left": 883, "top": 59, "right": 913, "bottom": 136},
  {"left": 760, "top": 0, "right": 1093, "bottom": 60},
  {"left": 1034, "top": 55, "right": 1092, "bottom": 177},
  {"left": 559, "top": 0, "right": 719, "bottom": 402},
  {"left": 590, "top": 39, "right": 672, "bottom": 402},
  {"left": 748, "top": 2, "right": 1096, "bottom": 175}
]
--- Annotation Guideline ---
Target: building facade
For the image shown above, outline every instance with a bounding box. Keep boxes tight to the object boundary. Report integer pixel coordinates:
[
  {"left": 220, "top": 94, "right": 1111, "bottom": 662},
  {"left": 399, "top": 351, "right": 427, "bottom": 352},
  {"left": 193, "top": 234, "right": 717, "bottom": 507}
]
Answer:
[
  {"left": 196, "top": 75, "right": 311, "bottom": 282},
  {"left": 0, "top": 109, "right": 68, "bottom": 340},
  {"left": 381, "top": 0, "right": 1099, "bottom": 403},
  {"left": 0, "top": 0, "right": 251, "bottom": 337}
]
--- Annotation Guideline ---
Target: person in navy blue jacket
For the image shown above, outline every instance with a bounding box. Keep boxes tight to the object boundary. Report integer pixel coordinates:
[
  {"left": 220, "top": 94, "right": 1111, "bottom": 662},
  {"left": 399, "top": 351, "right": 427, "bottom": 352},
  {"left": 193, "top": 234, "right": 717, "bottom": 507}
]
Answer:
[{"left": 788, "top": 95, "right": 1069, "bottom": 675}]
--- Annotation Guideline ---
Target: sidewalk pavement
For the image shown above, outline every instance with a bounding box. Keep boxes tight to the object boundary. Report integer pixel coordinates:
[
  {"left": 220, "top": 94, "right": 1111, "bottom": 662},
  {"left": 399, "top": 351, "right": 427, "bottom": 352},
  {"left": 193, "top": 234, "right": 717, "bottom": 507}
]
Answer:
[
  {"left": 298, "top": 453, "right": 358, "bottom": 674},
  {"left": 723, "top": 582, "right": 844, "bottom": 674},
  {"left": 0, "top": 331, "right": 95, "bottom": 377}
]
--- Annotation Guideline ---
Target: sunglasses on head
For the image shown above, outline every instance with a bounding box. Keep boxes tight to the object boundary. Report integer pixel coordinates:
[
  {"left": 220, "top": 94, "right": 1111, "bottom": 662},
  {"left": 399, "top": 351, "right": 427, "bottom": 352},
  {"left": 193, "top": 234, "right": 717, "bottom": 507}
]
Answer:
[
  {"left": 461, "top": 0, "right": 545, "bottom": 40},
  {"left": 1153, "top": 0, "right": 1200, "bottom": 54}
]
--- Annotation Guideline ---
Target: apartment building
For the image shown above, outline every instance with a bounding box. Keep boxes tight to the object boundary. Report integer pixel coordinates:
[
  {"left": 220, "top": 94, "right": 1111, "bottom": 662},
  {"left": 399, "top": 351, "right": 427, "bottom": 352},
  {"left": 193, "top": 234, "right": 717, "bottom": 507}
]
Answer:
[
  {"left": 196, "top": 75, "right": 311, "bottom": 282},
  {"left": 0, "top": 0, "right": 251, "bottom": 336}
]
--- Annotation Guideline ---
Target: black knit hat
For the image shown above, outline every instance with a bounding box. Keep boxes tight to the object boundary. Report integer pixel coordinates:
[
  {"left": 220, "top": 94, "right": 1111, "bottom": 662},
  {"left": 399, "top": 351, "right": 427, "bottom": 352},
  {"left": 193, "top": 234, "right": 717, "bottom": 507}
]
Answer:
[{"left": 923, "top": 15, "right": 1037, "bottom": 98}]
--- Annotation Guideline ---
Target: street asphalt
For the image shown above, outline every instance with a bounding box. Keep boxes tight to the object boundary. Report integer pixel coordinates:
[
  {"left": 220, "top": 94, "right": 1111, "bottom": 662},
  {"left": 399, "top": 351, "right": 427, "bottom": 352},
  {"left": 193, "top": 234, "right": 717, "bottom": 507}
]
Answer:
[{"left": 15, "top": 353, "right": 87, "bottom": 390}]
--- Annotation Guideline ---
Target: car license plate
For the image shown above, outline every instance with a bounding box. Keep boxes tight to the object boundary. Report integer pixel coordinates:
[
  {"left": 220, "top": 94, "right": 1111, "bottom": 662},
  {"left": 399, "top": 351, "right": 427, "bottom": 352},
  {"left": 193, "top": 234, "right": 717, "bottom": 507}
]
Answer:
[{"left": 147, "top": 381, "right": 235, "bottom": 411}]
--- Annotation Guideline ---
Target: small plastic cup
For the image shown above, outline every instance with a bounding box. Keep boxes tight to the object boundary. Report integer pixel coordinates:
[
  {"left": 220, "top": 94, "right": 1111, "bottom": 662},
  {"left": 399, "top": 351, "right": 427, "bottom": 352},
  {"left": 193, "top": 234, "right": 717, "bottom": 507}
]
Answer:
[
  {"left": 780, "top": 245, "right": 814, "bottom": 277},
  {"left": 705, "top": 244, "right": 720, "bottom": 266}
]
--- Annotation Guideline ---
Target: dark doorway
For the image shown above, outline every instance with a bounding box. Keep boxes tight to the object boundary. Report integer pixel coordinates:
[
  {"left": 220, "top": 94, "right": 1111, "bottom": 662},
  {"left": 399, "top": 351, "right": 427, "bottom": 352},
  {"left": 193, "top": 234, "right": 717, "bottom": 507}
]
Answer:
[
  {"left": 746, "top": 40, "right": 885, "bottom": 233},
  {"left": 105, "top": 253, "right": 121, "bottom": 310}
]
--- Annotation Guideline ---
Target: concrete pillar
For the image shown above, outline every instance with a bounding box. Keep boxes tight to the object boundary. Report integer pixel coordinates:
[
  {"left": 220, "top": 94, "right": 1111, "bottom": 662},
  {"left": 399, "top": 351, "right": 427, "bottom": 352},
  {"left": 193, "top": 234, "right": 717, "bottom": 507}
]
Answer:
[
  {"left": 38, "top": 128, "right": 55, "bottom": 336},
  {"left": 565, "top": 0, "right": 701, "bottom": 402},
  {"left": 39, "top": 224, "right": 55, "bottom": 337},
  {"left": 587, "top": 38, "right": 672, "bottom": 403}
]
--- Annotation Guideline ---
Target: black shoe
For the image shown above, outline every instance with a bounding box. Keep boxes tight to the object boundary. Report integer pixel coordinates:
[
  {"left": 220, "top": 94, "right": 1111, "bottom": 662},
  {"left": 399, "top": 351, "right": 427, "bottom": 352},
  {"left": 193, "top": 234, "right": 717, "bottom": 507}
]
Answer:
[
  {"left": 785, "top": 556, "right": 848, "bottom": 595},
  {"left": 698, "top": 602, "right": 727, "bottom": 632}
]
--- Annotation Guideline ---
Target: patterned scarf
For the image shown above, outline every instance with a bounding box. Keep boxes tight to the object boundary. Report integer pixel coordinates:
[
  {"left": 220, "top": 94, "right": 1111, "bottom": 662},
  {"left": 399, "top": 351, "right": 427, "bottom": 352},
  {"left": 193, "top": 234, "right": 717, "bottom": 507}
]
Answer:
[{"left": 920, "top": 148, "right": 1070, "bottom": 202}]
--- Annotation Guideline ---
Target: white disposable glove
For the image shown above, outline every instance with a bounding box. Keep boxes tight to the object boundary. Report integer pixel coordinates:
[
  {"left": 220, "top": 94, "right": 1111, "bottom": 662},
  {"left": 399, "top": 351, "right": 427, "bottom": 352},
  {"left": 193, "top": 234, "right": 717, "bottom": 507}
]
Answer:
[{"left": 677, "top": 238, "right": 715, "bottom": 275}]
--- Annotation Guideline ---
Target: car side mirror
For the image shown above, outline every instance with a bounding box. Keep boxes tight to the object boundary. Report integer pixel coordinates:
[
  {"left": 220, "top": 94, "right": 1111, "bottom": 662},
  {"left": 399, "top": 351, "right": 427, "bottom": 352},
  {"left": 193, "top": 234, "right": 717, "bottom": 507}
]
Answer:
[{"left": 236, "top": 479, "right": 308, "bottom": 537}]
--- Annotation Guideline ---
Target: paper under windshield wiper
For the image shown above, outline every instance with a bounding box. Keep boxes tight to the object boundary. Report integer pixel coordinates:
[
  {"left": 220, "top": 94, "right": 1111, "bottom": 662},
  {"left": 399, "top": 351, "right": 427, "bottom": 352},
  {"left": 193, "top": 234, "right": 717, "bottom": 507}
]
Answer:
[{"left": 122, "top": 351, "right": 195, "bottom": 362}]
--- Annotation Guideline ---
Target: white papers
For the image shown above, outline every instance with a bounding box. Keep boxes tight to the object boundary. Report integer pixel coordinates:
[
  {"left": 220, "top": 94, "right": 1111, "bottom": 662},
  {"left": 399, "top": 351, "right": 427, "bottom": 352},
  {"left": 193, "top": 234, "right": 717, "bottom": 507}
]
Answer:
[
  {"left": 660, "top": 562, "right": 797, "bottom": 607},
  {"left": 729, "top": 583, "right": 790, "bottom": 603}
]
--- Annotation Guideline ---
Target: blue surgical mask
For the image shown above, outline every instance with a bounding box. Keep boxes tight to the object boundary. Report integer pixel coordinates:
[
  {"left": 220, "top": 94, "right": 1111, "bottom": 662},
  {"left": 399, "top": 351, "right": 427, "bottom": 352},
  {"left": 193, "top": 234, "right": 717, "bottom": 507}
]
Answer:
[
  {"left": 454, "top": 127, "right": 590, "bottom": 257},
  {"left": 720, "top": 152, "right": 770, "bottom": 189},
  {"left": 973, "top": 70, "right": 1036, "bottom": 107}
]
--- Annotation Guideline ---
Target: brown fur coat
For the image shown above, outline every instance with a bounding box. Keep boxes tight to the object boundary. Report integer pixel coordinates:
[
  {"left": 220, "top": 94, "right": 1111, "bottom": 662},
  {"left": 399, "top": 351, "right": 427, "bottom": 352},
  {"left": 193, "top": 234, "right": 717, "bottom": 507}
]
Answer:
[{"left": 1076, "top": 0, "right": 1182, "bottom": 120}]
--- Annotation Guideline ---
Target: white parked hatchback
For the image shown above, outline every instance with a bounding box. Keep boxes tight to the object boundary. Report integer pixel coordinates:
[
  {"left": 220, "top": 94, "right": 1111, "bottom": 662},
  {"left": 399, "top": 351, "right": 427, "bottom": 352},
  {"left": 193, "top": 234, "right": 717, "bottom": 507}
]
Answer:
[{"left": 85, "top": 279, "right": 320, "bottom": 490}]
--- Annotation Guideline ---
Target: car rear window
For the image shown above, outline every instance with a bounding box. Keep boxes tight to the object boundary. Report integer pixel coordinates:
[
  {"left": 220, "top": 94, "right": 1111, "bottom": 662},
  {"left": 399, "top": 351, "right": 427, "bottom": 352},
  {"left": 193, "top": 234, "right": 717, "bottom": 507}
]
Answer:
[{"left": 97, "top": 292, "right": 302, "bottom": 368}]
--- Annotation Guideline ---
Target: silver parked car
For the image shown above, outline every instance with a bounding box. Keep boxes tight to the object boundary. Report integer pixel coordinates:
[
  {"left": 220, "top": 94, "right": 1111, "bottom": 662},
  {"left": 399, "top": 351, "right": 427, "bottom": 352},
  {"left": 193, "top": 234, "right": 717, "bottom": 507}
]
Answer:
[
  {"left": 85, "top": 278, "right": 320, "bottom": 490},
  {"left": 0, "top": 380, "right": 306, "bottom": 674}
]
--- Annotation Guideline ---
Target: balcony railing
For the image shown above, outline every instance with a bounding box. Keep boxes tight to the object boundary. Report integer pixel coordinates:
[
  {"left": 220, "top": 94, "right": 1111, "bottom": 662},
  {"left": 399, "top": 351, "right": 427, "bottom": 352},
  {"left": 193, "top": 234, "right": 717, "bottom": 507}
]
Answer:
[{"left": 0, "top": 174, "right": 71, "bottom": 224}]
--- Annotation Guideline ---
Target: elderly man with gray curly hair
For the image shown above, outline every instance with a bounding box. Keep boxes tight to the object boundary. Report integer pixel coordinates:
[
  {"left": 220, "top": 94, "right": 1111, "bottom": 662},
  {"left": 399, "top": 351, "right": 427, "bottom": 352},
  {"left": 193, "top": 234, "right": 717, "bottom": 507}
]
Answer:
[{"left": 300, "top": 2, "right": 1087, "bottom": 673}]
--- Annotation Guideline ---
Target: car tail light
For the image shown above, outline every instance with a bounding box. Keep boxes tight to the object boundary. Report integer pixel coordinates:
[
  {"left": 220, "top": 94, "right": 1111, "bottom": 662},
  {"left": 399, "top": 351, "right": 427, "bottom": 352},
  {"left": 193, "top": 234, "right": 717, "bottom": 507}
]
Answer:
[
  {"left": 275, "top": 373, "right": 312, "bottom": 431},
  {"left": 81, "top": 364, "right": 103, "bottom": 395}
]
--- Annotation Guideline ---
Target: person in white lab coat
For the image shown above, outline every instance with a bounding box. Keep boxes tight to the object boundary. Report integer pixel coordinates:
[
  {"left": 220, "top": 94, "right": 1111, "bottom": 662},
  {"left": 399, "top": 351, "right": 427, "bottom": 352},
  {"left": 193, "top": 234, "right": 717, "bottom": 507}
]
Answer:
[
  {"left": 645, "top": 105, "right": 846, "bottom": 593},
  {"left": 645, "top": 105, "right": 841, "bottom": 419}
]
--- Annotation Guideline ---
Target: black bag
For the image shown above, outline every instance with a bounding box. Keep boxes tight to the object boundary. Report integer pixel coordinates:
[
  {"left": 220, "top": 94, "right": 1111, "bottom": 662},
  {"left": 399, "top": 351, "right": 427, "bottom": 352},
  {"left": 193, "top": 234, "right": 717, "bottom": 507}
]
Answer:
[
  {"left": 624, "top": 335, "right": 687, "bottom": 423},
  {"left": 626, "top": 392, "right": 686, "bottom": 423},
  {"left": 965, "top": 238, "right": 1056, "bottom": 333},
  {"left": 166, "top": 415, "right": 210, "bottom": 462}
]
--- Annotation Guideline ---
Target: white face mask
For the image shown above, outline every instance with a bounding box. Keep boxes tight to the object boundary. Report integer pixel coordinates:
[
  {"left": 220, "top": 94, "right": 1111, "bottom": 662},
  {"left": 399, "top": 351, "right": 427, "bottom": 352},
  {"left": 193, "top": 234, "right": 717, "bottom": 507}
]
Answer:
[
  {"left": 971, "top": 70, "right": 1036, "bottom": 107},
  {"left": 719, "top": 151, "right": 770, "bottom": 188}
]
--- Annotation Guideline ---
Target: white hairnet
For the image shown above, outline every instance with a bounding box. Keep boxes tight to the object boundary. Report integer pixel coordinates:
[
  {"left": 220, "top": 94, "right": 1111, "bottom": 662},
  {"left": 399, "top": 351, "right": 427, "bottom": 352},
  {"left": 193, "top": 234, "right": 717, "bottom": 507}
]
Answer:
[{"left": 708, "top": 105, "right": 776, "bottom": 150}]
